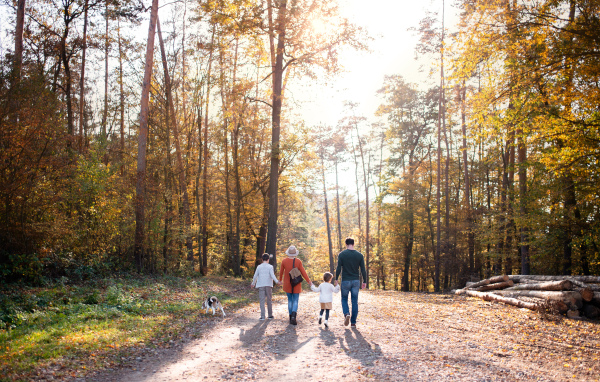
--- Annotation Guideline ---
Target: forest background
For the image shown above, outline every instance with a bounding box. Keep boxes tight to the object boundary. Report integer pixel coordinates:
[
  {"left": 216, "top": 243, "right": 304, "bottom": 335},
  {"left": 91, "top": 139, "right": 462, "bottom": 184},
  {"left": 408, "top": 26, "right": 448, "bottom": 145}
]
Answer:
[{"left": 1, "top": 0, "right": 600, "bottom": 294}]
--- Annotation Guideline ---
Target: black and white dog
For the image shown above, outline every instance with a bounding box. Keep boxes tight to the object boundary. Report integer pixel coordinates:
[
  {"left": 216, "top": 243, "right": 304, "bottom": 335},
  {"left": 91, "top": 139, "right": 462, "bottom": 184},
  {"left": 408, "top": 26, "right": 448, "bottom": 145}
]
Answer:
[{"left": 202, "top": 296, "right": 226, "bottom": 317}]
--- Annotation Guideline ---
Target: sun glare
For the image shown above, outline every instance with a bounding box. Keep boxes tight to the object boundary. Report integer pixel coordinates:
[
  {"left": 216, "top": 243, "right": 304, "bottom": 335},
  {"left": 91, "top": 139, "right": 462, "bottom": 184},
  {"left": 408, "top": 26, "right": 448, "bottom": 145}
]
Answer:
[{"left": 311, "top": 17, "right": 328, "bottom": 36}]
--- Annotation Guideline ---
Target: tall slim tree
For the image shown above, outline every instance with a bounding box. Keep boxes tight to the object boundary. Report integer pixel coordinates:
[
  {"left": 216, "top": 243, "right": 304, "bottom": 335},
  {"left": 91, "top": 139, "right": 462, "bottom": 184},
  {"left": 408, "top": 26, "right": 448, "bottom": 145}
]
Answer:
[
  {"left": 14, "top": 0, "right": 26, "bottom": 81},
  {"left": 134, "top": 0, "right": 159, "bottom": 272},
  {"left": 265, "top": 0, "right": 287, "bottom": 267},
  {"left": 157, "top": 18, "right": 194, "bottom": 265},
  {"left": 78, "top": 0, "right": 89, "bottom": 151}
]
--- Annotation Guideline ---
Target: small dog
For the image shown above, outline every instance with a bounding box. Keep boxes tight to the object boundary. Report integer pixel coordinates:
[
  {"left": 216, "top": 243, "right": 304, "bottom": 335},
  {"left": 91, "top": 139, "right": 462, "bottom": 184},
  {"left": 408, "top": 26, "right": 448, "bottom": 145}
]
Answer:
[{"left": 202, "top": 296, "right": 226, "bottom": 317}]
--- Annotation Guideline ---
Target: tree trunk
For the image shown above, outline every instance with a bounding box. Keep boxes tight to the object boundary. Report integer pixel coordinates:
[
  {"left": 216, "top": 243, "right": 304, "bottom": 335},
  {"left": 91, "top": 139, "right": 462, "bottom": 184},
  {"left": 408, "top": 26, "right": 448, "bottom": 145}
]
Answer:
[
  {"left": 14, "top": 0, "right": 26, "bottom": 81},
  {"left": 78, "top": 0, "right": 88, "bottom": 152},
  {"left": 505, "top": 280, "right": 573, "bottom": 291},
  {"left": 255, "top": 191, "right": 268, "bottom": 264},
  {"left": 474, "top": 280, "right": 513, "bottom": 292},
  {"left": 322, "top": 154, "right": 335, "bottom": 273},
  {"left": 265, "top": 0, "right": 287, "bottom": 269},
  {"left": 509, "top": 275, "right": 600, "bottom": 283},
  {"left": 457, "top": 290, "right": 539, "bottom": 311},
  {"left": 435, "top": 0, "right": 445, "bottom": 292},
  {"left": 60, "top": 24, "right": 74, "bottom": 141},
  {"left": 517, "top": 126, "right": 529, "bottom": 274},
  {"left": 465, "top": 274, "right": 509, "bottom": 289},
  {"left": 201, "top": 25, "right": 215, "bottom": 274},
  {"left": 134, "top": 0, "right": 159, "bottom": 273},
  {"left": 352, "top": 137, "right": 362, "bottom": 250},
  {"left": 355, "top": 126, "right": 370, "bottom": 288},
  {"left": 157, "top": 18, "right": 194, "bottom": 265},
  {"left": 102, "top": 0, "right": 109, "bottom": 138},
  {"left": 459, "top": 83, "right": 474, "bottom": 273},
  {"left": 118, "top": 16, "right": 125, "bottom": 174},
  {"left": 402, "top": 156, "right": 415, "bottom": 292},
  {"left": 492, "top": 290, "right": 582, "bottom": 309},
  {"left": 335, "top": 158, "right": 343, "bottom": 252}
]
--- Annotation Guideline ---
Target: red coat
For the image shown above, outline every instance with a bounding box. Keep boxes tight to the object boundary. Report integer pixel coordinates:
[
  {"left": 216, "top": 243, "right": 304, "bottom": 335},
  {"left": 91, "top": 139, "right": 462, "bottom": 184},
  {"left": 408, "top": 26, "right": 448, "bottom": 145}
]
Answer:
[{"left": 279, "top": 257, "right": 311, "bottom": 294}]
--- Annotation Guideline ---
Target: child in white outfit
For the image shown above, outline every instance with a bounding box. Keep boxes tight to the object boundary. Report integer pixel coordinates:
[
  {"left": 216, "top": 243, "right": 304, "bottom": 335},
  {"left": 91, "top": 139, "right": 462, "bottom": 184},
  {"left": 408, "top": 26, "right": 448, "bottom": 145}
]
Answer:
[
  {"left": 310, "top": 272, "right": 340, "bottom": 328},
  {"left": 251, "top": 253, "right": 280, "bottom": 320}
]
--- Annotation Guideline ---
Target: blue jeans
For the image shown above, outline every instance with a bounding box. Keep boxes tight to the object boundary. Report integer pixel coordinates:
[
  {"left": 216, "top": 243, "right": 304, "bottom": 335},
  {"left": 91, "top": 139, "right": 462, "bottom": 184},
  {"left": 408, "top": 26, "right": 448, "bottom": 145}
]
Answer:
[
  {"left": 341, "top": 280, "right": 360, "bottom": 324},
  {"left": 286, "top": 292, "right": 299, "bottom": 314}
]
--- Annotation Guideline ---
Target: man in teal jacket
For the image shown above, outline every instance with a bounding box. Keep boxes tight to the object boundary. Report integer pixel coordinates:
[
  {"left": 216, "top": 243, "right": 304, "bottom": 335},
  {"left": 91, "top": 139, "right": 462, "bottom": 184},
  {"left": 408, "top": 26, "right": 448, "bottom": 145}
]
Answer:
[{"left": 335, "top": 237, "right": 367, "bottom": 327}]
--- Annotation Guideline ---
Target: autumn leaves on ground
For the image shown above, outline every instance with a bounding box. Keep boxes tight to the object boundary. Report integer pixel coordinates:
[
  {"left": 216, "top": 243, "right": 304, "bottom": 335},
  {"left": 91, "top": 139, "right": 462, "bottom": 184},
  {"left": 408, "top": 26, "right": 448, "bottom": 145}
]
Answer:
[{"left": 2, "top": 276, "right": 600, "bottom": 382}]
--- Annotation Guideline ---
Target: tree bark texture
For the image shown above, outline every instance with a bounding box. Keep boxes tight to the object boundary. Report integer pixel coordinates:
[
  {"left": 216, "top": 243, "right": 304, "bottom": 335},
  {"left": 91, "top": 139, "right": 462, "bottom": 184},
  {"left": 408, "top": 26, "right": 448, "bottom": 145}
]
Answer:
[
  {"left": 78, "top": 0, "right": 88, "bottom": 152},
  {"left": 505, "top": 280, "right": 573, "bottom": 291},
  {"left": 322, "top": 154, "right": 335, "bottom": 273},
  {"left": 265, "top": 0, "right": 287, "bottom": 268},
  {"left": 157, "top": 18, "right": 194, "bottom": 264},
  {"left": 457, "top": 289, "right": 539, "bottom": 311},
  {"left": 134, "top": 0, "right": 159, "bottom": 272}
]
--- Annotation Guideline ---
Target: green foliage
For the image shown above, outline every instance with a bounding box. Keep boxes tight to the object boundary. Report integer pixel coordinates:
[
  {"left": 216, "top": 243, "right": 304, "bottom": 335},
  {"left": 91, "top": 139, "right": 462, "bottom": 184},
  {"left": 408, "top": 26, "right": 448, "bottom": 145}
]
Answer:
[{"left": 0, "top": 275, "right": 253, "bottom": 380}]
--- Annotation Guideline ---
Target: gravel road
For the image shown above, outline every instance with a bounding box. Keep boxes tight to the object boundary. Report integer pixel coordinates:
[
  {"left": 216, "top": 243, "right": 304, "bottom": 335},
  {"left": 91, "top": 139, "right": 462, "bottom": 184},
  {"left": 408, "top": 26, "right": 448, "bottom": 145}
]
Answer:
[{"left": 89, "top": 289, "right": 600, "bottom": 381}]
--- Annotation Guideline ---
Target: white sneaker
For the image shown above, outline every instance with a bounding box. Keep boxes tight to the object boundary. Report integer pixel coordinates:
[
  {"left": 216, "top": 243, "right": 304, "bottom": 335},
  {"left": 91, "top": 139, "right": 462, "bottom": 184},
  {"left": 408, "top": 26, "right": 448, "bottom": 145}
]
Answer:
[
  {"left": 324, "top": 320, "right": 329, "bottom": 328},
  {"left": 344, "top": 314, "right": 350, "bottom": 326}
]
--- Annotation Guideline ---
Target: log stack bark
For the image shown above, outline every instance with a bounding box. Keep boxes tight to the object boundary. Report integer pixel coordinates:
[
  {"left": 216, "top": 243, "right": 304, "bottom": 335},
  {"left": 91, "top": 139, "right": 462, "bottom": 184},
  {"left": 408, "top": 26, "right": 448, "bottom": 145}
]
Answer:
[{"left": 455, "top": 274, "right": 600, "bottom": 320}]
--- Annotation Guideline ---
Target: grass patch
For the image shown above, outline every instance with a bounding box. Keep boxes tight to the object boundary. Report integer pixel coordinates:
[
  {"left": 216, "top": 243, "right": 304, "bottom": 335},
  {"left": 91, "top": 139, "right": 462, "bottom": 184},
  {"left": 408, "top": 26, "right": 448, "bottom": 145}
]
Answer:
[{"left": 0, "top": 275, "right": 254, "bottom": 381}]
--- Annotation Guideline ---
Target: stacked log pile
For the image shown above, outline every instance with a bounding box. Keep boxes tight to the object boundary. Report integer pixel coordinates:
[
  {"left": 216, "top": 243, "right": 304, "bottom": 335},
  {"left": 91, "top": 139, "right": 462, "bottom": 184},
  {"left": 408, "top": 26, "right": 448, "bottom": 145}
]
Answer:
[{"left": 453, "top": 275, "right": 600, "bottom": 319}]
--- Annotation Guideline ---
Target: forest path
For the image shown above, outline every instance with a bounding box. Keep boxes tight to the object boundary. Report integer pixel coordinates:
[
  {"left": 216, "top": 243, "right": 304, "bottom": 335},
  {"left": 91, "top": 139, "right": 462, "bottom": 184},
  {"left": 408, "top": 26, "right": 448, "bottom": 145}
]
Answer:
[{"left": 90, "top": 289, "right": 600, "bottom": 381}]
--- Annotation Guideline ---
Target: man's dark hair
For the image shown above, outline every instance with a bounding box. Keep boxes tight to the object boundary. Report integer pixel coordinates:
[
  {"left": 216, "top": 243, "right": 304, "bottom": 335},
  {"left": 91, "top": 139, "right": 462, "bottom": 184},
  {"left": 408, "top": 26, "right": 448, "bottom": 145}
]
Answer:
[
  {"left": 262, "top": 253, "right": 270, "bottom": 261},
  {"left": 345, "top": 237, "right": 354, "bottom": 246}
]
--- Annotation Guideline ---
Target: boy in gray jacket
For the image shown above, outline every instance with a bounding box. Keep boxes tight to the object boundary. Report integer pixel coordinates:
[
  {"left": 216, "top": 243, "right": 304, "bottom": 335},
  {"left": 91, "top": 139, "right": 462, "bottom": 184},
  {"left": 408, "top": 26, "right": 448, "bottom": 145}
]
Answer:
[{"left": 251, "top": 253, "right": 280, "bottom": 320}]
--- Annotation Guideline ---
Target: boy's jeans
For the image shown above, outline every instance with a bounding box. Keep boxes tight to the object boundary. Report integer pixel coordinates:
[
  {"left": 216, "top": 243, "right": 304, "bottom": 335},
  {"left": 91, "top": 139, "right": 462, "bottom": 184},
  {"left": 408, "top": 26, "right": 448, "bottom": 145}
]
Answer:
[
  {"left": 258, "top": 286, "right": 273, "bottom": 318},
  {"left": 341, "top": 280, "right": 360, "bottom": 324}
]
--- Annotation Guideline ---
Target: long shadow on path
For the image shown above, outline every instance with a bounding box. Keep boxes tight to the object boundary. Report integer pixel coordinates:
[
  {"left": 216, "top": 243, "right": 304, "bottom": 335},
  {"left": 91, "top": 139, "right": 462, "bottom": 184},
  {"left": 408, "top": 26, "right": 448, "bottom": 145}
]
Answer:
[
  {"left": 339, "top": 327, "right": 383, "bottom": 366},
  {"left": 239, "top": 320, "right": 271, "bottom": 347}
]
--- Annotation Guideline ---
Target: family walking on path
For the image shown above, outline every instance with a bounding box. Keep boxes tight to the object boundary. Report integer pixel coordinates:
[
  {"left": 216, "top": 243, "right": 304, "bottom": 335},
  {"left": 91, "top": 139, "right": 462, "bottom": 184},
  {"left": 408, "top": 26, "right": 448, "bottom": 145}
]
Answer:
[{"left": 251, "top": 237, "right": 367, "bottom": 328}]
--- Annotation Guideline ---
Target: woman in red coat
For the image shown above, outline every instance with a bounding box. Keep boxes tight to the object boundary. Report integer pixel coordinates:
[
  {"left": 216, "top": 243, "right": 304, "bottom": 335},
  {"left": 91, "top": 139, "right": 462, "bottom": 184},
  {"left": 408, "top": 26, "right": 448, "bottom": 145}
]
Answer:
[{"left": 279, "top": 245, "right": 312, "bottom": 325}]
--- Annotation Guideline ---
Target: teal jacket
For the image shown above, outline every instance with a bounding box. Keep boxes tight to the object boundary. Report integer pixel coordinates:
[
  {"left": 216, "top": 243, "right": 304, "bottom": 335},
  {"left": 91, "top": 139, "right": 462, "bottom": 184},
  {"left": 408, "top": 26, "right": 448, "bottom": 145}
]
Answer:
[{"left": 335, "top": 249, "right": 367, "bottom": 282}]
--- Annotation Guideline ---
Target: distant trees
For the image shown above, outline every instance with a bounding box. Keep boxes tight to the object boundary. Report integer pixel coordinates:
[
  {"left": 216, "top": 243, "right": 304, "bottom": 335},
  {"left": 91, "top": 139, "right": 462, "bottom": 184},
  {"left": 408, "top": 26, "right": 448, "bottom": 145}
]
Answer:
[{"left": 2, "top": 0, "right": 598, "bottom": 288}]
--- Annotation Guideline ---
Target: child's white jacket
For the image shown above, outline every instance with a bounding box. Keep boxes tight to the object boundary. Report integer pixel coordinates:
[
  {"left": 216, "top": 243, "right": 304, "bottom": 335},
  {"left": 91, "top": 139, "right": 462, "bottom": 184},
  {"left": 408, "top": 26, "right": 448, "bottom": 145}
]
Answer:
[
  {"left": 252, "top": 263, "right": 278, "bottom": 288},
  {"left": 310, "top": 282, "right": 340, "bottom": 303}
]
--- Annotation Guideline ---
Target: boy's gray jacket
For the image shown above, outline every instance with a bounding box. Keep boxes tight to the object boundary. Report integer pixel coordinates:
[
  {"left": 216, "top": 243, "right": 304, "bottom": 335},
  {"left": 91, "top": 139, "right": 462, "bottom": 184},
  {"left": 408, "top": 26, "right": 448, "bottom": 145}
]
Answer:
[{"left": 252, "top": 263, "right": 278, "bottom": 288}]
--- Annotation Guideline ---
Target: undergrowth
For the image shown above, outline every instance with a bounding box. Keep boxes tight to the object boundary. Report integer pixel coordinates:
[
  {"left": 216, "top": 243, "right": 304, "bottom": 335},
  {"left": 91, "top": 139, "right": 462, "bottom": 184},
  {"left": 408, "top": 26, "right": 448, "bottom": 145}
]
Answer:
[{"left": 0, "top": 274, "right": 253, "bottom": 381}]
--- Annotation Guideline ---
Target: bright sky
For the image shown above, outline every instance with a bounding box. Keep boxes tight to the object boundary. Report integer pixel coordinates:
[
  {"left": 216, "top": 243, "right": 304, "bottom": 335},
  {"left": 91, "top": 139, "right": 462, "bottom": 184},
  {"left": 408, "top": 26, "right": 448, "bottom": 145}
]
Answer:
[{"left": 291, "top": 0, "right": 446, "bottom": 128}]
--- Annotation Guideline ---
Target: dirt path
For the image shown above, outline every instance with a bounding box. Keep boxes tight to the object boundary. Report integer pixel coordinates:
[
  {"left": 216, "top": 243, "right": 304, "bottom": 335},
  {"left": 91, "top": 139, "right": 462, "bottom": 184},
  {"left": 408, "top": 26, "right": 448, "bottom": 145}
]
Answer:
[{"left": 89, "top": 290, "right": 600, "bottom": 381}]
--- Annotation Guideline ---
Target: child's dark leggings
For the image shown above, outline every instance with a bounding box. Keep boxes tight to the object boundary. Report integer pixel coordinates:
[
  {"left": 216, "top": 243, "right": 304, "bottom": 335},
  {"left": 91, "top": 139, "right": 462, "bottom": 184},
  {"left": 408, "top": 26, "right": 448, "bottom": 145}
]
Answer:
[{"left": 319, "top": 309, "right": 330, "bottom": 320}]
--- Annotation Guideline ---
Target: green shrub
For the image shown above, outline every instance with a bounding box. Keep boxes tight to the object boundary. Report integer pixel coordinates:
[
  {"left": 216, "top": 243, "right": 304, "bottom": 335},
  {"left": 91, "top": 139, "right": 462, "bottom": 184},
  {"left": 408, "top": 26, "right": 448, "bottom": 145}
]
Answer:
[
  {"left": 105, "top": 285, "right": 132, "bottom": 305},
  {"left": 83, "top": 291, "right": 100, "bottom": 305}
]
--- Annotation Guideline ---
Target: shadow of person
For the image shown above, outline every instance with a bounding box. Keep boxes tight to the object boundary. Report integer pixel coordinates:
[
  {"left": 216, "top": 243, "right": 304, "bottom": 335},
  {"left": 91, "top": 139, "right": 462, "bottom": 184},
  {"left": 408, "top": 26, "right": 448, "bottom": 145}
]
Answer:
[
  {"left": 239, "top": 320, "right": 270, "bottom": 348},
  {"left": 319, "top": 327, "right": 337, "bottom": 347},
  {"left": 269, "top": 324, "right": 312, "bottom": 360},
  {"left": 338, "top": 327, "right": 383, "bottom": 366}
]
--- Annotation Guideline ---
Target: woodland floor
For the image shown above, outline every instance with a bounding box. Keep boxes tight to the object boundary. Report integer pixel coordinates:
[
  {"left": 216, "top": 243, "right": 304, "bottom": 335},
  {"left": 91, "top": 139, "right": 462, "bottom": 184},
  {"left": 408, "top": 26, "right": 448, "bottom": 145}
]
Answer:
[{"left": 86, "top": 288, "right": 600, "bottom": 382}]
